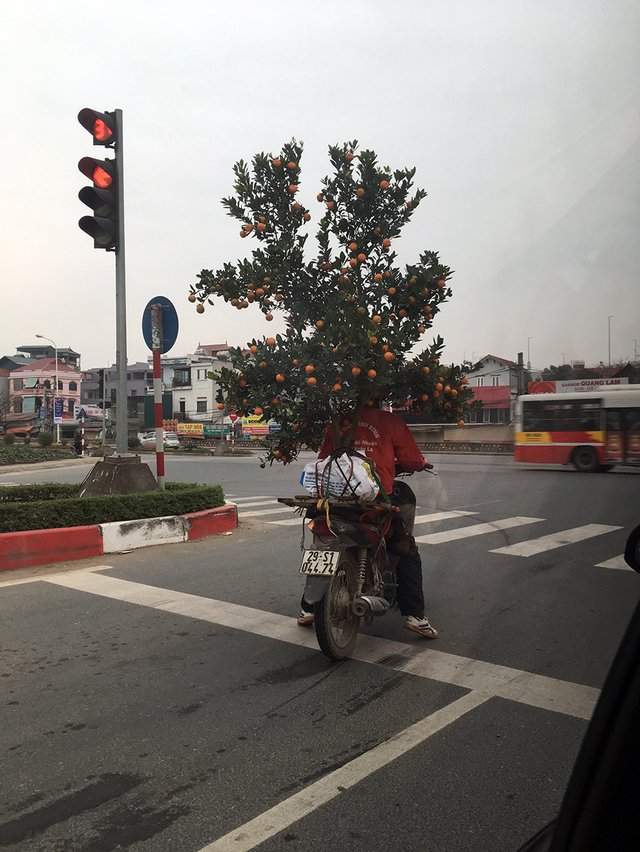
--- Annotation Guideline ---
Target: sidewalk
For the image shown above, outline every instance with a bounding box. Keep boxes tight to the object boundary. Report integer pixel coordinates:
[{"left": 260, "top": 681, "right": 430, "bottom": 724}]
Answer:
[{"left": 0, "top": 457, "right": 95, "bottom": 474}]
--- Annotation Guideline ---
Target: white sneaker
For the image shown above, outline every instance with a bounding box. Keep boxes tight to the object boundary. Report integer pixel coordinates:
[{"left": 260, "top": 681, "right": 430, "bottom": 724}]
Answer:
[{"left": 404, "top": 615, "right": 438, "bottom": 639}]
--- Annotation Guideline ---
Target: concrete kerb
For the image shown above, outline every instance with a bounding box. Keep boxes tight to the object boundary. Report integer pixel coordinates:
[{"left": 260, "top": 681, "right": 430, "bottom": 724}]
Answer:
[{"left": 0, "top": 504, "right": 238, "bottom": 572}]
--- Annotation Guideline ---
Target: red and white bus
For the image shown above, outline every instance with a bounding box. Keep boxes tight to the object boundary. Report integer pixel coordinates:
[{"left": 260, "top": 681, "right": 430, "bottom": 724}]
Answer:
[{"left": 514, "top": 387, "right": 640, "bottom": 472}]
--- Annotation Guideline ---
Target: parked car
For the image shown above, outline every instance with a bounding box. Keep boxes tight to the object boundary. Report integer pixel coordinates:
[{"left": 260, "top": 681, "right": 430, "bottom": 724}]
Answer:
[{"left": 137, "top": 430, "right": 180, "bottom": 449}]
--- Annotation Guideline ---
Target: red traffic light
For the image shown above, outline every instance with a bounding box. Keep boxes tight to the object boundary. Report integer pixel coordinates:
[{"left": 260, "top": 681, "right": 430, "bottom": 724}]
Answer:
[
  {"left": 93, "top": 118, "right": 113, "bottom": 143},
  {"left": 78, "top": 156, "right": 116, "bottom": 188},
  {"left": 78, "top": 157, "right": 118, "bottom": 250},
  {"left": 78, "top": 108, "right": 117, "bottom": 146}
]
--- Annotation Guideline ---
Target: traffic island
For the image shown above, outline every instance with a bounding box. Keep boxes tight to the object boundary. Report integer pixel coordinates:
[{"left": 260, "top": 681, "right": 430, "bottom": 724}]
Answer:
[
  {"left": 0, "top": 504, "right": 238, "bottom": 572},
  {"left": 0, "top": 482, "right": 237, "bottom": 572}
]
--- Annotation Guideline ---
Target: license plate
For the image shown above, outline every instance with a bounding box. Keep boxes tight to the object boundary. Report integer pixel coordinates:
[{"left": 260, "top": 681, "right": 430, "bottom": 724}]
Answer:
[{"left": 299, "top": 549, "right": 340, "bottom": 575}]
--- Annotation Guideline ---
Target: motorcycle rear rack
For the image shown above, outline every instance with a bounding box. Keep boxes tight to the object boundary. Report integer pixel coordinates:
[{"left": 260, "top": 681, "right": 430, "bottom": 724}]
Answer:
[{"left": 277, "top": 495, "right": 399, "bottom": 515}]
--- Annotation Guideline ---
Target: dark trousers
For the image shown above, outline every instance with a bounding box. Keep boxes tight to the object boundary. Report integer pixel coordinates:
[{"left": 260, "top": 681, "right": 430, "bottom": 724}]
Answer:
[
  {"left": 395, "top": 549, "right": 425, "bottom": 618},
  {"left": 301, "top": 482, "right": 426, "bottom": 619}
]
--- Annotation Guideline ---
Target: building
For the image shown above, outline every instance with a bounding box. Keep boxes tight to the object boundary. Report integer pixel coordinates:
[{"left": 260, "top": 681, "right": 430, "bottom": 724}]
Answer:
[
  {"left": 15, "top": 344, "right": 81, "bottom": 369},
  {"left": 0, "top": 354, "right": 35, "bottom": 403},
  {"left": 149, "top": 344, "right": 230, "bottom": 422},
  {"left": 7, "top": 358, "right": 82, "bottom": 437},
  {"left": 463, "top": 355, "right": 520, "bottom": 423},
  {"left": 81, "top": 362, "right": 154, "bottom": 434}
]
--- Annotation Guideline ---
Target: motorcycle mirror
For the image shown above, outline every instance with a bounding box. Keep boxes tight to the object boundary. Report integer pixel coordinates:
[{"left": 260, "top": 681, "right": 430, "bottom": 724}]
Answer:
[{"left": 624, "top": 524, "right": 640, "bottom": 574}]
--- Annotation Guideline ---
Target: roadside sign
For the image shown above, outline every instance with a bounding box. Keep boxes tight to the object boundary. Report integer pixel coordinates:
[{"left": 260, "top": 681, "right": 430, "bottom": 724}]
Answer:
[
  {"left": 53, "top": 398, "right": 63, "bottom": 424},
  {"left": 229, "top": 411, "right": 238, "bottom": 423},
  {"left": 142, "top": 295, "right": 179, "bottom": 354},
  {"left": 74, "top": 404, "right": 107, "bottom": 420}
]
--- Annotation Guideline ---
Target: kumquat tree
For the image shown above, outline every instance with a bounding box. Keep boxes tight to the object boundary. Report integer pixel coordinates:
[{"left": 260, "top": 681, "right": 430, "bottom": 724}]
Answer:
[{"left": 188, "top": 140, "right": 476, "bottom": 465}]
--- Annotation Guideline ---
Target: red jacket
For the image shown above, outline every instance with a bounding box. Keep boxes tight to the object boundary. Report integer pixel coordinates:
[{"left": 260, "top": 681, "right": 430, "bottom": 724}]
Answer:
[{"left": 318, "top": 407, "right": 427, "bottom": 495}]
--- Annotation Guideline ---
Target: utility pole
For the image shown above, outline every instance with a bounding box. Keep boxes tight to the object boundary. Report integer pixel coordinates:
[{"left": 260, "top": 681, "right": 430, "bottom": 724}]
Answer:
[
  {"left": 36, "top": 334, "right": 60, "bottom": 443},
  {"left": 608, "top": 315, "right": 614, "bottom": 367}
]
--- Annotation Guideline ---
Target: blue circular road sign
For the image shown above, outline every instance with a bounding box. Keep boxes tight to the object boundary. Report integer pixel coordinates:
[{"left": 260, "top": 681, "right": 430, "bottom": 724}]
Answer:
[{"left": 142, "top": 295, "right": 179, "bottom": 354}]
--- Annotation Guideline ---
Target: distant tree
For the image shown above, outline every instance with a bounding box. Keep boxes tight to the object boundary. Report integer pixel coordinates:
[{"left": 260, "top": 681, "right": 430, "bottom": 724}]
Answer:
[
  {"left": 0, "top": 392, "right": 19, "bottom": 431},
  {"left": 540, "top": 364, "right": 576, "bottom": 381},
  {"left": 189, "top": 140, "right": 476, "bottom": 465}
]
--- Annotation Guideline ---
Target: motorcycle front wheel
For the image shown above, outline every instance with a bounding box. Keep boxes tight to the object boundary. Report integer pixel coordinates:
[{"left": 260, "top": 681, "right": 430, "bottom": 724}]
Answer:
[{"left": 314, "top": 552, "right": 361, "bottom": 660}]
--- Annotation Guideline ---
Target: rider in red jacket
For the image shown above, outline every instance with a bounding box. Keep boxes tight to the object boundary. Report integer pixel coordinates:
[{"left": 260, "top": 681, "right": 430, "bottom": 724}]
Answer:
[
  {"left": 298, "top": 405, "right": 438, "bottom": 639},
  {"left": 317, "top": 406, "right": 427, "bottom": 496}
]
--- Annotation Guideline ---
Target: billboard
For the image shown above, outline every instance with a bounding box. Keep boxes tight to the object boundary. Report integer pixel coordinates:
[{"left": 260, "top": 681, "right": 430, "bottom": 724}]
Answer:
[
  {"left": 528, "top": 378, "right": 629, "bottom": 394},
  {"left": 176, "top": 422, "right": 204, "bottom": 436}
]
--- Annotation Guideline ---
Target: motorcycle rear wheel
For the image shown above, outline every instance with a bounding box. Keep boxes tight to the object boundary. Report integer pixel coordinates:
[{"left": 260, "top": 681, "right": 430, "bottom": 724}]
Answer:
[{"left": 314, "top": 552, "right": 361, "bottom": 660}]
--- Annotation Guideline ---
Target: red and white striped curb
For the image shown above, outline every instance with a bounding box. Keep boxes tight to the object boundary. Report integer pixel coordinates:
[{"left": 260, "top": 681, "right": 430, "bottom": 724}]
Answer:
[{"left": 0, "top": 504, "right": 238, "bottom": 572}]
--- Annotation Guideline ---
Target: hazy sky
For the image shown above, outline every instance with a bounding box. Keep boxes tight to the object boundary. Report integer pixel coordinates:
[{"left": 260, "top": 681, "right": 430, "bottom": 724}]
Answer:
[{"left": 2, "top": 0, "right": 638, "bottom": 371}]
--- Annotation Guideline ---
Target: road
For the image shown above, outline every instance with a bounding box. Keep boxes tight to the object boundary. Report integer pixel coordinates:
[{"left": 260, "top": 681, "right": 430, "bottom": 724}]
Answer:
[{"left": 1, "top": 453, "right": 638, "bottom": 851}]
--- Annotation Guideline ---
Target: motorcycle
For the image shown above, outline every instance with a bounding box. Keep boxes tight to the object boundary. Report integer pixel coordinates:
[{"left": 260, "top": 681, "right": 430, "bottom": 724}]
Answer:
[{"left": 278, "top": 466, "right": 434, "bottom": 661}]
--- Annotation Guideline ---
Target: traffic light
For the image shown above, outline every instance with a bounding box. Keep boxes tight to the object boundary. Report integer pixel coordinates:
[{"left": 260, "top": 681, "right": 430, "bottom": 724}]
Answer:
[
  {"left": 215, "top": 387, "right": 224, "bottom": 404},
  {"left": 78, "top": 109, "right": 119, "bottom": 250},
  {"left": 78, "top": 108, "right": 117, "bottom": 147},
  {"left": 78, "top": 157, "right": 118, "bottom": 248},
  {"left": 97, "top": 368, "right": 104, "bottom": 403}
]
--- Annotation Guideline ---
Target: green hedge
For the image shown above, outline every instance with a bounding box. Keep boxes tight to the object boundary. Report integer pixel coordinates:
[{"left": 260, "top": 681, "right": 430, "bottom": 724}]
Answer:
[
  {"left": 0, "top": 445, "right": 77, "bottom": 466},
  {"left": 0, "top": 483, "right": 81, "bottom": 503},
  {"left": 0, "top": 483, "right": 225, "bottom": 533}
]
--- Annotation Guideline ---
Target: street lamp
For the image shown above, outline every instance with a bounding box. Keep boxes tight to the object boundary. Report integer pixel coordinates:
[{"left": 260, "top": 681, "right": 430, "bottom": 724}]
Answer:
[
  {"left": 36, "top": 334, "right": 60, "bottom": 444},
  {"left": 608, "top": 316, "right": 614, "bottom": 367}
]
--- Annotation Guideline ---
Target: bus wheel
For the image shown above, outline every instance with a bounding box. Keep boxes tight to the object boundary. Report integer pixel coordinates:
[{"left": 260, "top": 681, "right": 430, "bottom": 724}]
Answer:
[{"left": 572, "top": 446, "right": 599, "bottom": 472}]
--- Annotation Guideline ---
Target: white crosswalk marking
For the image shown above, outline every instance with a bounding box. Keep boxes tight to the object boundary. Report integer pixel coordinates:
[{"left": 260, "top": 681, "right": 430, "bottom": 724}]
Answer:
[
  {"left": 491, "top": 524, "right": 622, "bottom": 557},
  {"left": 227, "top": 496, "right": 273, "bottom": 503},
  {"left": 266, "top": 508, "right": 478, "bottom": 527},
  {"left": 595, "top": 555, "right": 633, "bottom": 571},
  {"left": 413, "top": 510, "right": 477, "bottom": 524},
  {"left": 271, "top": 517, "right": 306, "bottom": 526},
  {"left": 230, "top": 498, "right": 628, "bottom": 575},
  {"left": 415, "top": 516, "right": 543, "bottom": 545},
  {"left": 241, "top": 507, "right": 296, "bottom": 517},
  {"left": 233, "top": 500, "right": 280, "bottom": 509}
]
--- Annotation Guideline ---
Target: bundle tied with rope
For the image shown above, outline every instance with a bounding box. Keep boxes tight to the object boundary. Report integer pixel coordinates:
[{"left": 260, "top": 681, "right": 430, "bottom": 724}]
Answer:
[{"left": 300, "top": 448, "right": 383, "bottom": 503}]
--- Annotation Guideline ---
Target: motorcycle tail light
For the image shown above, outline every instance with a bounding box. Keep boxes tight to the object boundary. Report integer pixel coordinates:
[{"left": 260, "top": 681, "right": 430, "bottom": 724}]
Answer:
[{"left": 307, "top": 518, "right": 331, "bottom": 536}]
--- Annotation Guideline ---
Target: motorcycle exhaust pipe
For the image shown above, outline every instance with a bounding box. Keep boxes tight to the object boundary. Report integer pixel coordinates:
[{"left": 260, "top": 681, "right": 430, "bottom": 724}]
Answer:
[{"left": 352, "top": 595, "right": 390, "bottom": 618}]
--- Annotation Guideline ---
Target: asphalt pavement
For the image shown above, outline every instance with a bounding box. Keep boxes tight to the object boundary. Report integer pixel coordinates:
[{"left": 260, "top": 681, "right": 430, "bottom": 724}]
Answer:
[{"left": 1, "top": 454, "right": 639, "bottom": 850}]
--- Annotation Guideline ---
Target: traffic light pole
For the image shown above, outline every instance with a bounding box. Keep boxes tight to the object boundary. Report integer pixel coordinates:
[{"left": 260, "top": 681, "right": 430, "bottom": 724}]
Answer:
[
  {"left": 78, "top": 106, "right": 160, "bottom": 497},
  {"left": 114, "top": 109, "right": 128, "bottom": 456}
]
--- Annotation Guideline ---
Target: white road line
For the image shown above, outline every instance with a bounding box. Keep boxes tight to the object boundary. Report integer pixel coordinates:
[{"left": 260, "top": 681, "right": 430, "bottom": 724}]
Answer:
[
  {"left": 227, "top": 496, "right": 274, "bottom": 503},
  {"left": 413, "top": 510, "right": 477, "bottom": 525},
  {"left": 234, "top": 501, "right": 281, "bottom": 510},
  {"left": 415, "top": 516, "right": 544, "bottom": 545},
  {"left": 199, "top": 691, "right": 488, "bottom": 852},
  {"left": 0, "top": 564, "right": 114, "bottom": 588},
  {"left": 491, "top": 524, "right": 622, "bottom": 557},
  {"left": 268, "top": 509, "right": 476, "bottom": 528},
  {"left": 241, "top": 507, "right": 295, "bottom": 517},
  {"left": 44, "top": 573, "right": 599, "bottom": 719},
  {"left": 269, "top": 517, "right": 306, "bottom": 526},
  {"left": 595, "top": 554, "right": 633, "bottom": 571}
]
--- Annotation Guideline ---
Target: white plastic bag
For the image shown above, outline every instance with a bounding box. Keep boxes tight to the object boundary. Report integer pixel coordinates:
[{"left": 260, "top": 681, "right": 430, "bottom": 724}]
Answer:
[{"left": 300, "top": 452, "right": 380, "bottom": 501}]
